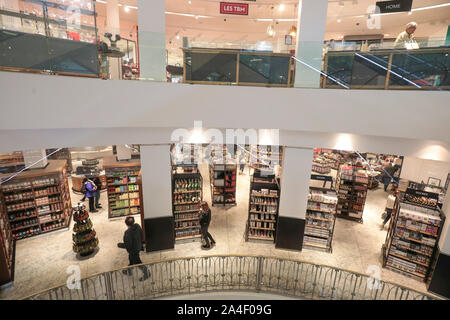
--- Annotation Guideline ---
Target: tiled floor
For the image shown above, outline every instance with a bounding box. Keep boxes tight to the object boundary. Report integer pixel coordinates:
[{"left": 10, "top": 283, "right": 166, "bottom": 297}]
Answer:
[{"left": 0, "top": 165, "right": 428, "bottom": 299}]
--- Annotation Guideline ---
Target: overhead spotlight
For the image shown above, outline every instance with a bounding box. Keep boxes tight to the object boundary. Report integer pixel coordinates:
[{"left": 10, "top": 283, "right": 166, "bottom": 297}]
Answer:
[
  {"left": 288, "top": 25, "right": 297, "bottom": 37},
  {"left": 408, "top": 11, "right": 412, "bottom": 15},
  {"left": 195, "top": 15, "right": 199, "bottom": 20},
  {"left": 279, "top": 4, "right": 285, "bottom": 11},
  {"left": 267, "top": 25, "right": 275, "bottom": 37},
  {"left": 188, "top": 0, "right": 191, "bottom": 4},
  {"left": 124, "top": 6, "right": 130, "bottom": 13},
  {"left": 176, "top": 34, "right": 180, "bottom": 40},
  {"left": 337, "top": 18, "right": 342, "bottom": 23}
]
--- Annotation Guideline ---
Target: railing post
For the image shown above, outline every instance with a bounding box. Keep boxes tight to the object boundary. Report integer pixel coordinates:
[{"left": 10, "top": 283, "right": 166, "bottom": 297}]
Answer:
[
  {"left": 104, "top": 272, "right": 115, "bottom": 300},
  {"left": 255, "top": 256, "right": 264, "bottom": 292}
]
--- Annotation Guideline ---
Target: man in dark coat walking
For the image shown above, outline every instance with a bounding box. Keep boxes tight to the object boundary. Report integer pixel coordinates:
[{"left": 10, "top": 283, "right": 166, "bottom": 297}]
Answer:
[
  {"left": 117, "top": 217, "right": 149, "bottom": 281},
  {"left": 199, "top": 201, "right": 215, "bottom": 249}
]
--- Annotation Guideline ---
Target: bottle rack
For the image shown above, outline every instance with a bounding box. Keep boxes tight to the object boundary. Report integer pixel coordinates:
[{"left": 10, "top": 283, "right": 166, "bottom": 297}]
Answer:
[
  {"left": 0, "top": 193, "right": 14, "bottom": 285},
  {"left": 249, "top": 145, "right": 283, "bottom": 171},
  {"left": 172, "top": 170, "right": 203, "bottom": 240},
  {"left": 335, "top": 164, "right": 368, "bottom": 223},
  {"left": 209, "top": 163, "right": 237, "bottom": 206},
  {"left": 382, "top": 188, "right": 445, "bottom": 282},
  {"left": 0, "top": 160, "right": 72, "bottom": 242},
  {"left": 104, "top": 161, "right": 142, "bottom": 219},
  {"left": 303, "top": 175, "right": 337, "bottom": 253},
  {"left": 246, "top": 170, "right": 280, "bottom": 242}
]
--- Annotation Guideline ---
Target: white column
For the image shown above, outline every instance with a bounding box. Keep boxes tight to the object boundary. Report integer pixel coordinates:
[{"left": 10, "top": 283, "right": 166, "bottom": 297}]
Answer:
[
  {"left": 106, "top": 0, "right": 121, "bottom": 80},
  {"left": 140, "top": 145, "right": 172, "bottom": 219},
  {"left": 279, "top": 147, "right": 314, "bottom": 219},
  {"left": 294, "top": 0, "right": 328, "bottom": 88},
  {"left": 137, "top": 0, "right": 166, "bottom": 81}
]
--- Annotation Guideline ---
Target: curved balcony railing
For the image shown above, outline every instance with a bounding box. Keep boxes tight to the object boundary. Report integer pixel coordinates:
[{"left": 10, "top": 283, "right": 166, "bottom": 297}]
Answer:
[{"left": 23, "top": 255, "right": 439, "bottom": 300}]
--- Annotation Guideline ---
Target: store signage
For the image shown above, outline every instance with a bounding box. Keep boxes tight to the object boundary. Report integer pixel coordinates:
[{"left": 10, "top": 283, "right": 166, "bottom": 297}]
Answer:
[
  {"left": 375, "top": 0, "right": 413, "bottom": 14},
  {"left": 405, "top": 188, "right": 438, "bottom": 200},
  {"left": 220, "top": 2, "right": 249, "bottom": 15},
  {"left": 311, "top": 174, "right": 333, "bottom": 182}
]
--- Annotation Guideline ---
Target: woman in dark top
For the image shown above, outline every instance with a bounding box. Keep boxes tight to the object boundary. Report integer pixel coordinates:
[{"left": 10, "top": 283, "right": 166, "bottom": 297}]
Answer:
[{"left": 199, "top": 201, "right": 215, "bottom": 249}]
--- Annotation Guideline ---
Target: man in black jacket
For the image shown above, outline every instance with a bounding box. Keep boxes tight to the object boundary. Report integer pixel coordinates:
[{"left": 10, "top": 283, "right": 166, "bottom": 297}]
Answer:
[{"left": 117, "top": 217, "right": 149, "bottom": 281}]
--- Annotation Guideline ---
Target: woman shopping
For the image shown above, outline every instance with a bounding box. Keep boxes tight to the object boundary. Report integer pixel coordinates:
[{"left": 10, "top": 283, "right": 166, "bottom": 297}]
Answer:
[{"left": 199, "top": 201, "right": 215, "bottom": 249}]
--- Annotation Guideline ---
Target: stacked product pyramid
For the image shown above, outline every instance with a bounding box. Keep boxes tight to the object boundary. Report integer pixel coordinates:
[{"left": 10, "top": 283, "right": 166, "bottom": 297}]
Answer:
[{"left": 72, "top": 203, "right": 99, "bottom": 257}]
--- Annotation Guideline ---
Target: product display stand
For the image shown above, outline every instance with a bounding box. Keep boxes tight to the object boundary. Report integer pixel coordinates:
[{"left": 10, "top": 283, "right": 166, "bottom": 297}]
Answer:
[
  {"left": 335, "top": 164, "right": 368, "bottom": 223},
  {"left": 246, "top": 169, "right": 280, "bottom": 242},
  {"left": 0, "top": 152, "right": 24, "bottom": 174},
  {"left": 0, "top": 160, "right": 72, "bottom": 241},
  {"left": 104, "top": 157, "right": 142, "bottom": 219},
  {"left": 171, "top": 164, "right": 203, "bottom": 241},
  {"left": 72, "top": 203, "right": 99, "bottom": 258},
  {"left": 382, "top": 188, "right": 445, "bottom": 282},
  {"left": 209, "top": 163, "right": 237, "bottom": 206},
  {"left": 249, "top": 145, "right": 283, "bottom": 171},
  {"left": 303, "top": 175, "right": 337, "bottom": 252},
  {"left": 0, "top": 195, "right": 15, "bottom": 285}
]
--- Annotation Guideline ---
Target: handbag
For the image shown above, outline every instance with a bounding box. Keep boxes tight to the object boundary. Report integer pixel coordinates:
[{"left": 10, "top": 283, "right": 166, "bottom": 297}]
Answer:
[{"left": 381, "top": 212, "right": 387, "bottom": 220}]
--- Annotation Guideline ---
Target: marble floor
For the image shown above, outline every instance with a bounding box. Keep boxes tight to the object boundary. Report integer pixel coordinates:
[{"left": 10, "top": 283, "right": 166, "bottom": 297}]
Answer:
[{"left": 0, "top": 165, "right": 429, "bottom": 299}]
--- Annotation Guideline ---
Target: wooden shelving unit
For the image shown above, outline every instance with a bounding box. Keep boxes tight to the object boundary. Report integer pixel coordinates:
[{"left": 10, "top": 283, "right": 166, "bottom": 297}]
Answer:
[
  {"left": 0, "top": 193, "right": 14, "bottom": 285},
  {"left": 172, "top": 164, "right": 203, "bottom": 240},
  {"left": 0, "top": 160, "right": 72, "bottom": 243},
  {"left": 104, "top": 157, "right": 142, "bottom": 219},
  {"left": 209, "top": 163, "right": 237, "bottom": 206},
  {"left": 0, "top": 152, "right": 25, "bottom": 174},
  {"left": 335, "top": 164, "right": 368, "bottom": 223},
  {"left": 249, "top": 145, "right": 283, "bottom": 171},
  {"left": 246, "top": 169, "right": 280, "bottom": 242},
  {"left": 304, "top": 175, "right": 337, "bottom": 253},
  {"left": 382, "top": 188, "right": 445, "bottom": 282},
  {"left": 46, "top": 148, "right": 73, "bottom": 173}
]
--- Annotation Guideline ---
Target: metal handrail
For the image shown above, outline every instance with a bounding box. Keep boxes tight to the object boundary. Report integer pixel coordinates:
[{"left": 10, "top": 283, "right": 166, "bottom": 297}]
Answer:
[{"left": 22, "top": 255, "right": 440, "bottom": 300}]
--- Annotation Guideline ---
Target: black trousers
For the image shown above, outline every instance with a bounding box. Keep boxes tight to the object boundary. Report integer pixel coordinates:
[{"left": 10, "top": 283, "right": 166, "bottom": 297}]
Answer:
[
  {"left": 201, "top": 225, "right": 215, "bottom": 247},
  {"left": 88, "top": 196, "right": 95, "bottom": 212},
  {"left": 383, "top": 208, "right": 393, "bottom": 226},
  {"left": 128, "top": 253, "right": 149, "bottom": 277}
]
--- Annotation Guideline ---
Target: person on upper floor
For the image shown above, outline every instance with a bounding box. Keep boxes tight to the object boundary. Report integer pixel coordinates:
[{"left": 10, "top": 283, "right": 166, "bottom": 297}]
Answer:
[{"left": 394, "top": 22, "right": 418, "bottom": 49}]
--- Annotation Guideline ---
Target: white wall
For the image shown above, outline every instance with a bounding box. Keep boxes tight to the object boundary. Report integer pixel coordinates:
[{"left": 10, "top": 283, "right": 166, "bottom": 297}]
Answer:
[
  {"left": 401, "top": 157, "right": 450, "bottom": 186},
  {"left": 0, "top": 72, "right": 449, "bottom": 144}
]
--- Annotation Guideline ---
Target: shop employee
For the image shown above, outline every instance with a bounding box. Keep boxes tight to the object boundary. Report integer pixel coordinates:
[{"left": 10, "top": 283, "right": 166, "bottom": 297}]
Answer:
[{"left": 394, "top": 22, "right": 418, "bottom": 49}]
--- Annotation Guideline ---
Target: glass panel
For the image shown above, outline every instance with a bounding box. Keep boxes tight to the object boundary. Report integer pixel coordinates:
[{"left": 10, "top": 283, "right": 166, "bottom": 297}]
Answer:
[
  {"left": 238, "top": 54, "right": 290, "bottom": 85},
  {"left": 389, "top": 50, "right": 450, "bottom": 88},
  {"left": 185, "top": 51, "right": 237, "bottom": 82},
  {"left": 325, "top": 54, "right": 353, "bottom": 86},
  {"left": 351, "top": 53, "right": 389, "bottom": 86}
]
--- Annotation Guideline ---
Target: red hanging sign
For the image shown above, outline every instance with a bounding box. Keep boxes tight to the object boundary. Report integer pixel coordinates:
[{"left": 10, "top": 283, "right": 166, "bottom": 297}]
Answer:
[{"left": 220, "top": 2, "right": 249, "bottom": 15}]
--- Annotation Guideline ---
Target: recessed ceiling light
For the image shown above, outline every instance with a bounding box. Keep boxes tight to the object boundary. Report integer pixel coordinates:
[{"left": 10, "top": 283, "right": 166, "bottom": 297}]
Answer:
[
  {"left": 195, "top": 15, "right": 199, "bottom": 20},
  {"left": 279, "top": 4, "right": 285, "bottom": 11},
  {"left": 188, "top": 0, "right": 192, "bottom": 4},
  {"left": 124, "top": 6, "right": 130, "bottom": 13},
  {"left": 337, "top": 18, "right": 342, "bottom": 23}
]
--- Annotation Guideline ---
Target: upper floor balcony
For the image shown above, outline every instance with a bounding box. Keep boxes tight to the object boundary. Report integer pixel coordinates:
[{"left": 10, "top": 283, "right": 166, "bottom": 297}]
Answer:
[{"left": 0, "top": 0, "right": 449, "bottom": 91}]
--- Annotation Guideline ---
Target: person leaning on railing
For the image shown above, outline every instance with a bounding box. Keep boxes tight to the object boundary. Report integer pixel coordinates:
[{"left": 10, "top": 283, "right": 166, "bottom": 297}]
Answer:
[{"left": 394, "top": 22, "right": 419, "bottom": 49}]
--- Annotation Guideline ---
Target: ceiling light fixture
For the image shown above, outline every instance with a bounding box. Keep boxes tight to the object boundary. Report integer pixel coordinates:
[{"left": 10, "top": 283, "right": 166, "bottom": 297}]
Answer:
[
  {"left": 267, "top": 25, "right": 275, "bottom": 37},
  {"left": 279, "top": 4, "right": 285, "bottom": 11},
  {"left": 124, "top": 6, "right": 130, "bottom": 13},
  {"left": 337, "top": 18, "right": 342, "bottom": 23}
]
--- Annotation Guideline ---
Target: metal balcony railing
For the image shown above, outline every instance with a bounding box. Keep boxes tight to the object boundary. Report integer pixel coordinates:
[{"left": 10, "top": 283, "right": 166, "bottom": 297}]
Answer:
[{"left": 23, "top": 255, "right": 439, "bottom": 300}]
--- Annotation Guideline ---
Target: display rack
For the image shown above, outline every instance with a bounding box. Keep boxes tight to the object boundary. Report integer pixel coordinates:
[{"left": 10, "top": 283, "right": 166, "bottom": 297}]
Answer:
[
  {"left": 46, "top": 148, "right": 73, "bottom": 173},
  {"left": 0, "top": 160, "right": 72, "bottom": 241},
  {"left": 0, "top": 193, "right": 15, "bottom": 285},
  {"left": 209, "top": 163, "right": 237, "bottom": 206},
  {"left": 249, "top": 145, "right": 283, "bottom": 171},
  {"left": 171, "top": 164, "right": 203, "bottom": 241},
  {"left": 304, "top": 175, "right": 337, "bottom": 252},
  {"left": 0, "top": 152, "right": 25, "bottom": 174},
  {"left": 246, "top": 169, "right": 280, "bottom": 242},
  {"left": 104, "top": 157, "right": 142, "bottom": 219},
  {"left": 335, "top": 164, "right": 368, "bottom": 223},
  {"left": 382, "top": 188, "right": 445, "bottom": 282}
]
